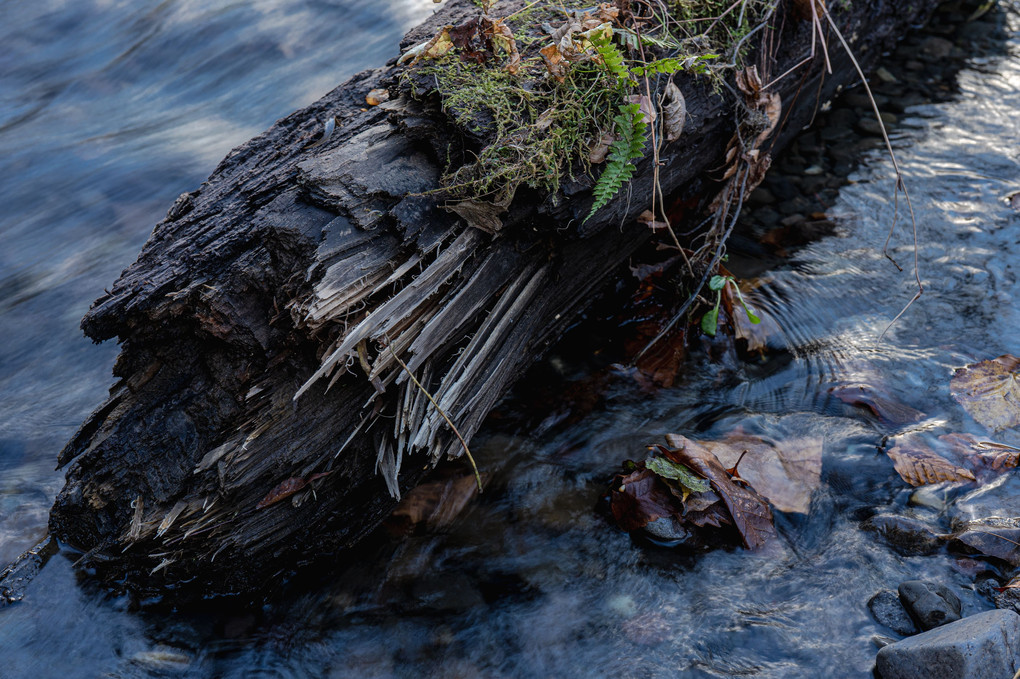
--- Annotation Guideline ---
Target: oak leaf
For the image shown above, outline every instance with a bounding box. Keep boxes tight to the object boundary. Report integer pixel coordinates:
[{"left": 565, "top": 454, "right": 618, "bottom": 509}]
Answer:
[{"left": 950, "top": 355, "right": 1020, "bottom": 432}]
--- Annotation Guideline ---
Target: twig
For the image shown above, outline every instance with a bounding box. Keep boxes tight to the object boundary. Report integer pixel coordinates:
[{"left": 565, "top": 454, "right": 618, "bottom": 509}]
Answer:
[
  {"left": 387, "top": 342, "right": 482, "bottom": 493},
  {"left": 819, "top": 6, "right": 923, "bottom": 340}
]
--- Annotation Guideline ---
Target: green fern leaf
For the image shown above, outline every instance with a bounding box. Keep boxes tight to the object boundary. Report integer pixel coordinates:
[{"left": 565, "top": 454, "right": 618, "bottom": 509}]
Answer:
[
  {"left": 585, "top": 102, "right": 647, "bottom": 222},
  {"left": 590, "top": 32, "right": 632, "bottom": 87}
]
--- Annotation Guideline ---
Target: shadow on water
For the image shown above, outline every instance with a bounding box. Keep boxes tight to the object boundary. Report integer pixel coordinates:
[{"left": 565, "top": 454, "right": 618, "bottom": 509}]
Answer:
[{"left": 3, "top": 0, "right": 1020, "bottom": 677}]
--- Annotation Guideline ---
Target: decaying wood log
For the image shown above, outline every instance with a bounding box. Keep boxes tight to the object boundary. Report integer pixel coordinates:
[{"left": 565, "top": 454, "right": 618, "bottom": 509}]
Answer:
[{"left": 47, "top": 0, "right": 942, "bottom": 593}]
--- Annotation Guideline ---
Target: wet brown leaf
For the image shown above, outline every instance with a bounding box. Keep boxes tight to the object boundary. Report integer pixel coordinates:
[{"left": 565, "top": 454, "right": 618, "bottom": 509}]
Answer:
[
  {"left": 663, "top": 434, "right": 777, "bottom": 549},
  {"left": 701, "top": 432, "right": 822, "bottom": 515},
  {"left": 829, "top": 383, "right": 925, "bottom": 425},
  {"left": 610, "top": 468, "right": 683, "bottom": 531},
  {"left": 483, "top": 17, "right": 520, "bottom": 74},
  {"left": 950, "top": 355, "right": 1020, "bottom": 432},
  {"left": 626, "top": 94, "right": 656, "bottom": 124},
  {"left": 391, "top": 474, "right": 480, "bottom": 529},
  {"left": 445, "top": 196, "right": 510, "bottom": 233},
  {"left": 950, "top": 521, "right": 1020, "bottom": 566},
  {"left": 539, "top": 43, "right": 567, "bottom": 81},
  {"left": 939, "top": 432, "right": 1020, "bottom": 471},
  {"left": 885, "top": 437, "right": 976, "bottom": 486}
]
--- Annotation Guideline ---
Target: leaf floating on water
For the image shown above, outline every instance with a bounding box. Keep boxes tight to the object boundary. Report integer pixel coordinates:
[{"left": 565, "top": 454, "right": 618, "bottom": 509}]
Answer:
[
  {"left": 663, "top": 434, "right": 776, "bottom": 550},
  {"left": 939, "top": 432, "right": 1020, "bottom": 471},
  {"left": 950, "top": 355, "right": 1020, "bottom": 432},
  {"left": 256, "top": 472, "right": 331, "bottom": 510},
  {"left": 701, "top": 432, "right": 822, "bottom": 515},
  {"left": 950, "top": 521, "right": 1020, "bottom": 566},
  {"left": 829, "top": 383, "right": 925, "bottom": 425},
  {"left": 390, "top": 473, "right": 480, "bottom": 529},
  {"left": 885, "top": 437, "right": 976, "bottom": 487}
]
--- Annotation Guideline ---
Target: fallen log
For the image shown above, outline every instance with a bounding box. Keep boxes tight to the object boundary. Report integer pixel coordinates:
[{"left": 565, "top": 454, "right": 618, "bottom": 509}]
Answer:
[{"left": 48, "top": 0, "right": 941, "bottom": 593}]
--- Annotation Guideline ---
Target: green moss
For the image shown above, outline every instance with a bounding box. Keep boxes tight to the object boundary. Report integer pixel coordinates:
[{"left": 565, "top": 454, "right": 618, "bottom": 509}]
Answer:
[
  {"left": 410, "top": 52, "right": 617, "bottom": 205},
  {"left": 400, "top": 0, "right": 756, "bottom": 215}
]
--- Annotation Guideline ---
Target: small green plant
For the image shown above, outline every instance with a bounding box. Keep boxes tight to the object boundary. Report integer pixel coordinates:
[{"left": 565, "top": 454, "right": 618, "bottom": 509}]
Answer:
[
  {"left": 701, "top": 274, "right": 761, "bottom": 336},
  {"left": 586, "top": 102, "right": 647, "bottom": 220},
  {"left": 585, "top": 32, "right": 711, "bottom": 222}
]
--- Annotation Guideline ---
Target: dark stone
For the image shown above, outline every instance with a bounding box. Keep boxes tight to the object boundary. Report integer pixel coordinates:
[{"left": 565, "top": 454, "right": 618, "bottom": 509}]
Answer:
[
  {"left": 861, "top": 514, "right": 943, "bottom": 556},
  {"left": 857, "top": 117, "right": 886, "bottom": 136},
  {"left": 996, "top": 585, "right": 1020, "bottom": 616},
  {"left": 920, "top": 36, "right": 955, "bottom": 58},
  {"left": 899, "top": 580, "right": 962, "bottom": 631},
  {"left": 869, "top": 590, "right": 919, "bottom": 636},
  {"left": 642, "top": 517, "right": 693, "bottom": 546},
  {"left": 875, "top": 609, "right": 1020, "bottom": 679}
]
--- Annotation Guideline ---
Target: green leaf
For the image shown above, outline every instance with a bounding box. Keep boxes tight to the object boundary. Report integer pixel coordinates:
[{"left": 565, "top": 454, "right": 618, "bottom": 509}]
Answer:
[
  {"left": 645, "top": 456, "right": 711, "bottom": 493},
  {"left": 709, "top": 275, "right": 728, "bottom": 291},
  {"left": 701, "top": 303, "right": 720, "bottom": 336},
  {"left": 730, "top": 285, "right": 761, "bottom": 324},
  {"left": 585, "top": 102, "right": 647, "bottom": 222}
]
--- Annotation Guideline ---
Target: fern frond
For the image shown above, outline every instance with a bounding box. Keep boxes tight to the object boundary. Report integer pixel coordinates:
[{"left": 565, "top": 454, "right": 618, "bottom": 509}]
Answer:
[
  {"left": 631, "top": 54, "right": 718, "bottom": 77},
  {"left": 585, "top": 102, "right": 647, "bottom": 222},
  {"left": 590, "top": 32, "right": 633, "bottom": 87}
]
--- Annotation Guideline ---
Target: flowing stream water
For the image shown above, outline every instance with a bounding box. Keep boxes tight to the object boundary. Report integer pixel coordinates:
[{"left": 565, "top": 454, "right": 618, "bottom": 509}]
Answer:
[{"left": 2, "top": 1, "right": 1020, "bottom": 677}]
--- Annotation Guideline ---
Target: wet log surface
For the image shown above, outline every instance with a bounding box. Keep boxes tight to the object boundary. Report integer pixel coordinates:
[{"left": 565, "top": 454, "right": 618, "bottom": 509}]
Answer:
[{"left": 46, "top": 0, "right": 941, "bottom": 593}]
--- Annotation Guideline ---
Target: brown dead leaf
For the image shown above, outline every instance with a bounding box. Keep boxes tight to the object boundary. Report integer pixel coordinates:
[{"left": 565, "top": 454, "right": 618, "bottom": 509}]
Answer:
[
  {"left": 540, "top": 43, "right": 567, "bottom": 81},
  {"left": 950, "top": 355, "right": 1020, "bottom": 432},
  {"left": 950, "top": 521, "right": 1020, "bottom": 566},
  {"left": 938, "top": 432, "right": 1020, "bottom": 472},
  {"left": 885, "top": 436, "right": 976, "bottom": 486},
  {"left": 663, "top": 434, "right": 777, "bottom": 549},
  {"left": 701, "top": 432, "right": 822, "bottom": 515},
  {"left": 256, "top": 472, "right": 331, "bottom": 509},
  {"left": 662, "top": 81, "right": 686, "bottom": 142},
  {"left": 445, "top": 196, "right": 510, "bottom": 233},
  {"left": 829, "top": 383, "right": 925, "bottom": 425},
  {"left": 425, "top": 27, "right": 455, "bottom": 59},
  {"left": 610, "top": 467, "right": 683, "bottom": 531},
  {"left": 390, "top": 474, "right": 480, "bottom": 529},
  {"left": 627, "top": 94, "right": 656, "bottom": 124},
  {"left": 365, "top": 88, "right": 390, "bottom": 106},
  {"left": 589, "top": 130, "right": 616, "bottom": 164},
  {"left": 483, "top": 17, "right": 520, "bottom": 74}
]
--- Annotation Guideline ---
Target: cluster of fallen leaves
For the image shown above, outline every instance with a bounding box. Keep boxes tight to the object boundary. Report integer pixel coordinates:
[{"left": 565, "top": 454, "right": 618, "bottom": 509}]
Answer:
[
  {"left": 609, "top": 432, "right": 822, "bottom": 550},
  {"left": 539, "top": 5, "right": 620, "bottom": 81},
  {"left": 400, "top": 14, "right": 522, "bottom": 73},
  {"left": 876, "top": 354, "right": 1020, "bottom": 488}
]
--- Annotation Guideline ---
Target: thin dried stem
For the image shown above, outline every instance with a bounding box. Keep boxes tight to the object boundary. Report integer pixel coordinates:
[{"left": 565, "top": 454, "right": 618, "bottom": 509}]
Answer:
[
  {"left": 819, "top": 6, "right": 923, "bottom": 339},
  {"left": 386, "top": 342, "right": 482, "bottom": 492}
]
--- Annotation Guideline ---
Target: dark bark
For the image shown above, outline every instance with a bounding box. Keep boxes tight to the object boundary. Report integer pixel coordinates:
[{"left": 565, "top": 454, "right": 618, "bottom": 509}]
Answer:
[{"left": 47, "top": 0, "right": 941, "bottom": 593}]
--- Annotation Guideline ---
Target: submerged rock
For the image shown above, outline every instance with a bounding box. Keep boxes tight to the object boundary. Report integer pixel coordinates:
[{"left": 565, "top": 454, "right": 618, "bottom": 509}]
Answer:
[
  {"left": 875, "top": 609, "right": 1020, "bottom": 679},
  {"left": 899, "top": 580, "right": 962, "bottom": 631},
  {"left": 869, "top": 590, "right": 919, "bottom": 636},
  {"left": 862, "top": 514, "right": 943, "bottom": 556}
]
